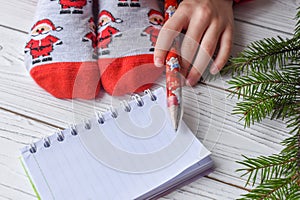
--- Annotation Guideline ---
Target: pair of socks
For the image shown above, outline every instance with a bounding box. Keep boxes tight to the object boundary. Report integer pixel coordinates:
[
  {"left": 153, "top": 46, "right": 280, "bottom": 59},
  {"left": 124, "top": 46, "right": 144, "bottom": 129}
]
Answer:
[{"left": 25, "top": 0, "right": 165, "bottom": 99}]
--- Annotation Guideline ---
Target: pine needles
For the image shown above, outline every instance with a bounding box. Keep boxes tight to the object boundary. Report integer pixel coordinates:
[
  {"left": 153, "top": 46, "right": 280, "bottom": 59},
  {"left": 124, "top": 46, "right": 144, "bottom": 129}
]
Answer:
[
  {"left": 228, "top": 68, "right": 299, "bottom": 127},
  {"left": 226, "top": 7, "right": 300, "bottom": 200},
  {"left": 223, "top": 36, "right": 300, "bottom": 75}
]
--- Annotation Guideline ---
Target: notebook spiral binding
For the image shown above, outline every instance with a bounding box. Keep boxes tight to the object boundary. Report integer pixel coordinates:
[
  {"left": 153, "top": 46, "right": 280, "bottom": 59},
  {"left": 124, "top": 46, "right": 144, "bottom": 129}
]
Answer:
[{"left": 28, "top": 89, "right": 157, "bottom": 154}]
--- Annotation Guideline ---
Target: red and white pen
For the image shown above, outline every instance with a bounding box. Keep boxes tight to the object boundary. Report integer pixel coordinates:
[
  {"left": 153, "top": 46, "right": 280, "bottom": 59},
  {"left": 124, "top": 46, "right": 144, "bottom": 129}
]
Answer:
[{"left": 165, "top": 0, "right": 183, "bottom": 131}]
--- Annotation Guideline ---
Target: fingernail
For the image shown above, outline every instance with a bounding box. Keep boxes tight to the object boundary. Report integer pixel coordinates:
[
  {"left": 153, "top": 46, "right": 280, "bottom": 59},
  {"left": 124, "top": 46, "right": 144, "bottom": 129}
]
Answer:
[
  {"left": 210, "top": 66, "right": 219, "bottom": 75},
  {"left": 154, "top": 57, "right": 164, "bottom": 67}
]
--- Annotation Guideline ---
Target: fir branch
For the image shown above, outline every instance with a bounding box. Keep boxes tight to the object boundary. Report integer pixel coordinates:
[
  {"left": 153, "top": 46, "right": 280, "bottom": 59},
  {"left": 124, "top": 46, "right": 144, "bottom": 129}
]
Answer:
[
  {"left": 233, "top": 91, "right": 298, "bottom": 127},
  {"left": 227, "top": 6, "right": 300, "bottom": 199},
  {"left": 237, "top": 122, "right": 300, "bottom": 187},
  {"left": 283, "top": 118, "right": 300, "bottom": 170},
  {"left": 237, "top": 125, "right": 300, "bottom": 199},
  {"left": 228, "top": 66, "right": 299, "bottom": 126},
  {"left": 286, "top": 114, "right": 300, "bottom": 136},
  {"left": 237, "top": 155, "right": 296, "bottom": 186},
  {"left": 228, "top": 69, "right": 299, "bottom": 99},
  {"left": 271, "top": 102, "right": 298, "bottom": 121},
  {"left": 238, "top": 175, "right": 300, "bottom": 200},
  {"left": 222, "top": 37, "right": 300, "bottom": 75}
]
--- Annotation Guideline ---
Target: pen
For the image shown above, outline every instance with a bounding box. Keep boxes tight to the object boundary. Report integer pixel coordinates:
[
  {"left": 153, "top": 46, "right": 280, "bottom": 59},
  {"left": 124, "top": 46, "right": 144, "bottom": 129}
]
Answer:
[{"left": 165, "top": 0, "right": 183, "bottom": 131}]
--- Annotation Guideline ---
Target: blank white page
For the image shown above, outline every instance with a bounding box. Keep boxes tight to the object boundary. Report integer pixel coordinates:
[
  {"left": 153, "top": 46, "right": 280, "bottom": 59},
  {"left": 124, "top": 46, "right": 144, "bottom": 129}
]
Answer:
[{"left": 21, "top": 88, "right": 211, "bottom": 200}]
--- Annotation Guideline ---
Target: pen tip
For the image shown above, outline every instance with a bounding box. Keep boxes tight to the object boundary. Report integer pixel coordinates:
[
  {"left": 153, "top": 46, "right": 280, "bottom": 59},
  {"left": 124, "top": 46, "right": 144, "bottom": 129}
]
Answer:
[
  {"left": 174, "top": 121, "right": 179, "bottom": 132},
  {"left": 173, "top": 120, "right": 180, "bottom": 132},
  {"left": 168, "top": 105, "right": 182, "bottom": 133}
]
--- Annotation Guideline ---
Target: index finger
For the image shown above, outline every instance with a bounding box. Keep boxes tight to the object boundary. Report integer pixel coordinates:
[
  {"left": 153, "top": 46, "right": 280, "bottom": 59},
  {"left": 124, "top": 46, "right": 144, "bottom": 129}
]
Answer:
[{"left": 154, "top": 12, "right": 188, "bottom": 67}]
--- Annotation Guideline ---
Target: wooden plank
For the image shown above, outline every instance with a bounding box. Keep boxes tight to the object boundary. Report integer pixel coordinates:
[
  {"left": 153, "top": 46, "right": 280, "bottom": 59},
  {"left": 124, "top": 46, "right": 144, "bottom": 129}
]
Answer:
[
  {"left": 0, "top": 1, "right": 295, "bottom": 198},
  {"left": 0, "top": 13, "right": 294, "bottom": 94},
  {"left": 182, "top": 86, "right": 291, "bottom": 187},
  {"left": 0, "top": 107, "right": 247, "bottom": 200},
  {"left": 0, "top": 109, "right": 55, "bottom": 200},
  {"left": 0, "top": 184, "right": 35, "bottom": 200},
  {"left": 233, "top": 19, "right": 293, "bottom": 49},
  {"left": 204, "top": 14, "right": 295, "bottom": 90},
  {"left": 0, "top": 15, "right": 293, "bottom": 87},
  {"left": 0, "top": 23, "right": 291, "bottom": 189},
  {"left": 234, "top": 0, "right": 298, "bottom": 35},
  {"left": 1, "top": 0, "right": 298, "bottom": 35},
  {"left": 0, "top": 58, "right": 291, "bottom": 190},
  {"left": 0, "top": 0, "right": 36, "bottom": 33}
]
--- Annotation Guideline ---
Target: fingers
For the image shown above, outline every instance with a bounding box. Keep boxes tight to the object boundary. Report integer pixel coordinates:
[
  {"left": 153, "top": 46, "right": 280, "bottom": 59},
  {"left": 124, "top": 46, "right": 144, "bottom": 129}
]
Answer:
[
  {"left": 180, "top": 15, "right": 209, "bottom": 77},
  {"left": 186, "top": 23, "right": 222, "bottom": 86},
  {"left": 210, "top": 27, "right": 233, "bottom": 74},
  {"left": 155, "top": 0, "right": 234, "bottom": 87},
  {"left": 154, "top": 11, "right": 188, "bottom": 68}
]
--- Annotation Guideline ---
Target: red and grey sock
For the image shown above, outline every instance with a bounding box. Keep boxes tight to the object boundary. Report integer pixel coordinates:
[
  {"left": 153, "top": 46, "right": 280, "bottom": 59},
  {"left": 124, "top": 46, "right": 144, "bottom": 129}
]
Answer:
[
  {"left": 97, "top": 0, "right": 165, "bottom": 96},
  {"left": 24, "top": 0, "right": 100, "bottom": 99}
]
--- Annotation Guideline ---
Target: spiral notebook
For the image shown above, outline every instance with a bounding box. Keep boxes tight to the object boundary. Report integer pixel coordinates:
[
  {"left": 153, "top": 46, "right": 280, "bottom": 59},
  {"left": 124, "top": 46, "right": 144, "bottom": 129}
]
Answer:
[{"left": 20, "top": 87, "right": 213, "bottom": 200}]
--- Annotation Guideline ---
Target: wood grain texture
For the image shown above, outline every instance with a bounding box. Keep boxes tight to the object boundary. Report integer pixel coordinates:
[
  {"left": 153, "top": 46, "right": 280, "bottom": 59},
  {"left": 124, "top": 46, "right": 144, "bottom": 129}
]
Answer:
[
  {"left": 1, "top": 0, "right": 298, "bottom": 34},
  {"left": 0, "top": 0, "right": 299, "bottom": 199},
  {"left": 233, "top": 0, "right": 298, "bottom": 35},
  {"left": 0, "top": 107, "right": 248, "bottom": 200}
]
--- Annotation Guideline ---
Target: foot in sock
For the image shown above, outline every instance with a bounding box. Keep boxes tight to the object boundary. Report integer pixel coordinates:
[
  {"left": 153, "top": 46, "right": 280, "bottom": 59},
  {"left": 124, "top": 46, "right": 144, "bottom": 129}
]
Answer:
[
  {"left": 24, "top": 0, "right": 100, "bottom": 99},
  {"left": 98, "top": 0, "right": 164, "bottom": 96}
]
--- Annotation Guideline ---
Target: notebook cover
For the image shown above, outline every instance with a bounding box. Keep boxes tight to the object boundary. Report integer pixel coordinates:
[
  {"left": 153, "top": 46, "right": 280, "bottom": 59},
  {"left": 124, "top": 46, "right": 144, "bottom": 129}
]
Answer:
[{"left": 19, "top": 157, "right": 41, "bottom": 200}]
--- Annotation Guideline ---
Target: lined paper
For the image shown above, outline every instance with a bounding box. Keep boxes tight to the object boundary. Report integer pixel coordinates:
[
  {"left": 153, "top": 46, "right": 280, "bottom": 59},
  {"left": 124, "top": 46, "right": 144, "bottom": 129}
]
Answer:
[{"left": 21, "top": 88, "right": 211, "bottom": 199}]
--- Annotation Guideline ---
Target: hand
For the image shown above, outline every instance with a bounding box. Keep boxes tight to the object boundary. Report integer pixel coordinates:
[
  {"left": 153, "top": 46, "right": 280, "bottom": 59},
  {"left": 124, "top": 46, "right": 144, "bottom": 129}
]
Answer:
[{"left": 154, "top": 0, "right": 234, "bottom": 86}]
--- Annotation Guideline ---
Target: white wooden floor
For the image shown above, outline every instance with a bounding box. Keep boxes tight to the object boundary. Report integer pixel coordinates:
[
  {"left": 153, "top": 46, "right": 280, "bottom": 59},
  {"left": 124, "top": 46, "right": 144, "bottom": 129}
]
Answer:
[{"left": 0, "top": 0, "right": 298, "bottom": 199}]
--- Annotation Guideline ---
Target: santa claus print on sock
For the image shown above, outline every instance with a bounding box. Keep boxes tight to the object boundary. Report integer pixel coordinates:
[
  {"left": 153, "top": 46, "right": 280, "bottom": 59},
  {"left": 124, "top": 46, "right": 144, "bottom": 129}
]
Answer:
[
  {"left": 51, "top": 0, "right": 88, "bottom": 14},
  {"left": 117, "top": 0, "right": 140, "bottom": 7},
  {"left": 82, "top": 17, "right": 97, "bottom": 57},
  {"left": 141, "top": 9, "right": 164, "bottom": 52},
  {"left": 166, "top": 5, "right": 176, "bottom": 19},
  {"left": 25, "top": 19, "right": 63, "bottom": 65},
  {"left": 98, "top": 10, "right": 123, "bottom": 55}
]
